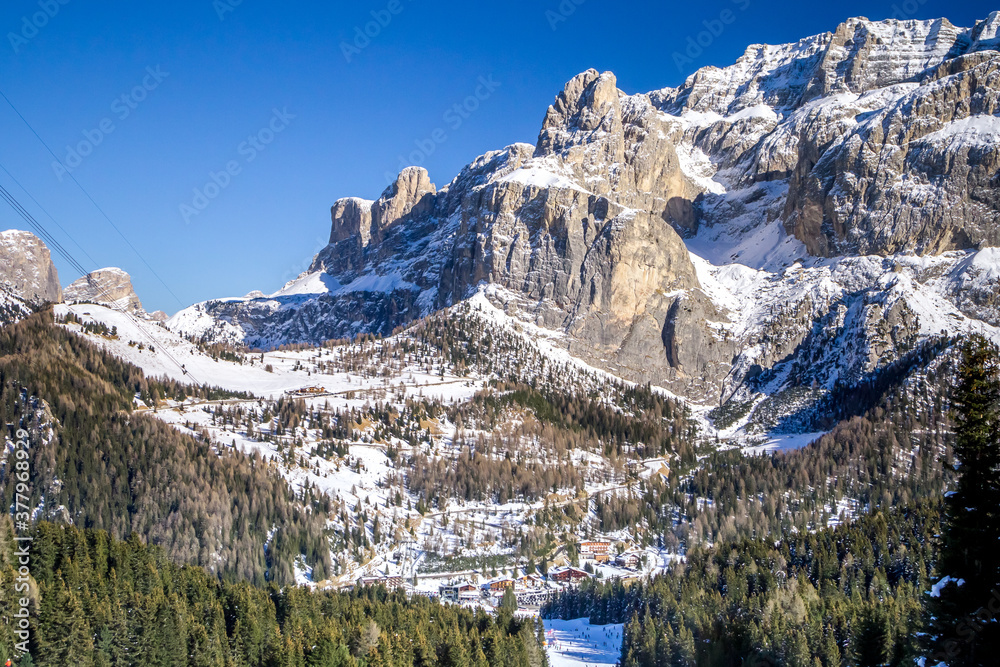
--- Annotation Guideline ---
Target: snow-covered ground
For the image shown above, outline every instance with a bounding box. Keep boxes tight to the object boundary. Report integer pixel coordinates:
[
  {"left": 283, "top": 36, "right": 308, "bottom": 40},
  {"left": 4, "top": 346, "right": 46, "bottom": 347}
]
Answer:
[
  {"left": 56, "top": 304, "right": 318, "bottom": 396},
  {"left": 743, "top": 431, "right": 828, "bottom": 455},
  {"left": 54, "top": 303, "right": 486, "bottom": 402},
  {"left": 544, "top": 619, "right": 624, "bottom": 667}
]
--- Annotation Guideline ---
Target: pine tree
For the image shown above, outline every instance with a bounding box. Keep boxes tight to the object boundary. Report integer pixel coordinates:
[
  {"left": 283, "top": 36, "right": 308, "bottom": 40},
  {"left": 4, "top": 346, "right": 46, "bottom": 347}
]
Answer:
[
  {"left": 925, "top": 335, "right": 1000, "bottom": 666},
  {"left": 852, "top": 605, "right": 890, "bottom": 667},
  {"left": 499, "top": 586, "right": 518, "bottom": 625},
  {"left": 36, "top": 586, "right": 95, "bottom": 667}
]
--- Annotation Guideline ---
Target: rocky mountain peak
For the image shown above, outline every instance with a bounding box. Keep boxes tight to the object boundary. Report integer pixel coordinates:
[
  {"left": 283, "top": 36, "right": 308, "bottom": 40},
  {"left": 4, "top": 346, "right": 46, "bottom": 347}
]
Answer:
[
  {"left": 801, "top": 17, "right": 963, "bottom": 102},
  {"left": 329, "top": 197, "right": 374, "bottom": 245},
  {"left": 64, "top": 268, "right": 144, "bottom": 315},
  {"left": 970, "top": 11, "right": 1000, "bottom": 51},
  {"left": 372, "top": 167, "right": 437, "bottom": 235},
  {"left": 0, "top": 229, "right": 62, "bottom": 305},
  {"left": 536, "top": 69, "right": 622, "bottom": 157}
]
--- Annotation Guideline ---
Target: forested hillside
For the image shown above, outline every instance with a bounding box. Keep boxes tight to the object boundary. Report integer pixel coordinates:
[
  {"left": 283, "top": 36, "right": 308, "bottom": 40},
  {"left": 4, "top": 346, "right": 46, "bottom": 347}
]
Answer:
[
  {"left": 0, "top": 519, "right": 548, "bottom": 667},
  {"left": 0, "top": 311, "right": 329, "bottom": 585},
  {"left": 584, "top": 350, "right": 957, "bottom": 552},
  {"left": 545, "top": 502, "right": 940, "bottom": 666},
  {"left": 544, "top": 336, "right": 1000, "bottom": 667}
]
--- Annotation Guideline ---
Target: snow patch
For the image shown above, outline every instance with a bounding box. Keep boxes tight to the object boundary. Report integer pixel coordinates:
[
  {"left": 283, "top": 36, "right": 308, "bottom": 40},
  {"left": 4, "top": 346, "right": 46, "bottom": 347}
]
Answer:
[
  {"left": 498, "top": 167, "right": 590, "bottom": 193},
  {"left": 919, "top": 115, "right": 1000, "bottom": 148},
  {"left": 929, "top": 575, "right": 965, "bottom": 598}
]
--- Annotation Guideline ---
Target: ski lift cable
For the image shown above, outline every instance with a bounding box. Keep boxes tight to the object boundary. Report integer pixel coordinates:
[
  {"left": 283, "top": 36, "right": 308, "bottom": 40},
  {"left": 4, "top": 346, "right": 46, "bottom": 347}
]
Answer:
[
  {"left": 0, "top": 160, "right": 100, "bottom": 268},
  {"left": 0, "top": 181, "right": 202, "bottom": 385},
  {"left": 0, "top": 86, "right": 185, "bottom": 307}
]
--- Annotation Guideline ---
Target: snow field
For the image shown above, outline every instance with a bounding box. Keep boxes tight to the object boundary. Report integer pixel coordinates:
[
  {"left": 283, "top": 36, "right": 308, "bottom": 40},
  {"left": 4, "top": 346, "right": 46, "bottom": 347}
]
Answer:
[{"left": 544, "top": 619, "right": 624, "bottom": 667}]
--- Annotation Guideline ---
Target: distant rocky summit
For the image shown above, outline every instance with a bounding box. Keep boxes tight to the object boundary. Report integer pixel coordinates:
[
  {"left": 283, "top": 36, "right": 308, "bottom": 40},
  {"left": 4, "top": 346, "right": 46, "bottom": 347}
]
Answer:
[
  {"left": 64, "top": 268, "right": 145, "bottom": 315},
  {"left": 0, "top": 229, "right": 63, "bottom": 305}
]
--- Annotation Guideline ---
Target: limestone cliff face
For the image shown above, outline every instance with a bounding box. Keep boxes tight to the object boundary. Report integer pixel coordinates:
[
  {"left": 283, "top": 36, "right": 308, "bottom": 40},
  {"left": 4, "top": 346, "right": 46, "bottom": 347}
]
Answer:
[
  {"left": 172, "top": 13, "right": 1000, "bottom": 408},
  {"left": 302, "top": 70, "right": 723, "bottom": 395},
  {"left": 0, "top": 230, "right": 62, "bottom": 305},
  {"left": 786, "top": 51, "right": 1000, "bottom": 256},
  {"left": 650, "top": 13, "right": 1000, "bottom": 256},
  {"left": 64, "top": 268, "right": 144, "bottom": 315}
]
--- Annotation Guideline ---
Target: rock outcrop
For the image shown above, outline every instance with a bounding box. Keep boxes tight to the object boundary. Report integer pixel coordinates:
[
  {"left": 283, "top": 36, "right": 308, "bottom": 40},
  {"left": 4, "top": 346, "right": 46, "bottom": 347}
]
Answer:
[
  {"left": 0, "top": 229, "right": 62, "bottom": 305},
  {"left": 64, "top": 268, "right": 144, "bottom": 315},
  {"left": 649, "top": 14, "right": 1000, "bottom": 256},
  {"left": 170, "top": 13, "right": 1000, "bottom": 409}
]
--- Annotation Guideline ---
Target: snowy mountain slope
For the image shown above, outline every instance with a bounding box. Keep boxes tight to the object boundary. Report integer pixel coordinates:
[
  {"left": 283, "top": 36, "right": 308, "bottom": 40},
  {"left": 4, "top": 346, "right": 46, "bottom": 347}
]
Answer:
[
  {"left": 0, "top": 283, "right": 32, "bottom": 327},
  {"left": 57, "top": 301, "right": 496, "bottom": 402},
  {"left": 57, "top": 304, "right": 326, "bottom": 396},
  {"left": 170, "top": 13, "right": 1000, "bottom": 431}
]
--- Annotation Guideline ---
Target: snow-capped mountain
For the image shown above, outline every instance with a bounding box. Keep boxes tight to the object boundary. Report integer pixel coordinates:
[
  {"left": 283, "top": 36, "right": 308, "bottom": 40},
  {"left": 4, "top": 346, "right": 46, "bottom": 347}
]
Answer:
[{"left": 169, "top": 14, "right": 1000, "bottom": 430}]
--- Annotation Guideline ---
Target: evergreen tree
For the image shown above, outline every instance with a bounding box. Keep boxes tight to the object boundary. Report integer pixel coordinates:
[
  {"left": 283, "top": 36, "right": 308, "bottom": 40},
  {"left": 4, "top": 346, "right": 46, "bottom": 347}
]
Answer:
[
  {"left": 925, "top": 336, "right": 1000, "bottom": 666},
  {"left": 499, "top": 586, "right": 519, "bottom": 623}
]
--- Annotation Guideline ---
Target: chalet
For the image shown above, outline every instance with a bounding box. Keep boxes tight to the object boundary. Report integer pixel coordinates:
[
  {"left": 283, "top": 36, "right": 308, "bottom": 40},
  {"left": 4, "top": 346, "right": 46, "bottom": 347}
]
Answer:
[
  {"left": 482, "top": 577, "right": 516, "bottom": 592},
  {"left": 615, "top": 552, "right": 641, "bottom": 568},
  {"left": 286, "top": 386, "right": 327, "bottom": 397},
  {"left": 357, "top": 575, "right": 404, "bottom": 590},
  {"left": 517, "top": 574, "right": 546, "bottom": 590},
  {"left": 579, "top": 540, "right": 611, "bottom": 556},
  {"left": 549, "top": 567, "right": 591, "bottom": 584},
  {"left": 440, "top": 582, "right": 479, "bottom": 602}
]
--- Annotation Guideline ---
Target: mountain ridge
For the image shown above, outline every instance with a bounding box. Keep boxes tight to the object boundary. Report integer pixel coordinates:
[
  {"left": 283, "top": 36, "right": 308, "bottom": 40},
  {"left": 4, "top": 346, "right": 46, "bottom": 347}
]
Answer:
[{"left": 168, "top": 13, "right": 1000, "bottom": 427}]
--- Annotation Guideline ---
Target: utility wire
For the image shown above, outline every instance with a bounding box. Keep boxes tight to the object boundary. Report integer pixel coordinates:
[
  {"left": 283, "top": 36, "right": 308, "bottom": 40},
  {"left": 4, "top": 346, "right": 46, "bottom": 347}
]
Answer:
[
  {"left": 0, "top": 180, "right": 202, "bottom": 385},
  {"left": 0, "top": 161, "right": 100, "bottom": 269},
  {"left": 0, "top": 86, "right": 185, "bottom": 307}
]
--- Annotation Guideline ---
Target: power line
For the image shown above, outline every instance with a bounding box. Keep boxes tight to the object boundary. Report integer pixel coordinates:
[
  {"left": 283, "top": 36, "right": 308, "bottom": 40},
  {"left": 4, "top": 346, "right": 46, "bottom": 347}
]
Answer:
[
  {"left": 0, "top": 161, "right": 100, "bottom": 269},
  {"left": 0, "top": 180, "right": 202, "bottom": 385},
  {"left": 0, "top": 86, "right": 185, "bottom": 307}
]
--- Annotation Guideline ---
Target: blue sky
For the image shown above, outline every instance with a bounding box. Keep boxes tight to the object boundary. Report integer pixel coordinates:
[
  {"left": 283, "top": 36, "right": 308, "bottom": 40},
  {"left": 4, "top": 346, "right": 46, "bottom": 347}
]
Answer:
[{"left": 0, "top": 0, "right": 994, "bottom": 313}]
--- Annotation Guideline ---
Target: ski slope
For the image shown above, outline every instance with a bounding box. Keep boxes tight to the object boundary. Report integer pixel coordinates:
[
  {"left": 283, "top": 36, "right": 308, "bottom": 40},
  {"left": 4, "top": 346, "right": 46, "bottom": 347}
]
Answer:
[
  {"left": 544, "top": 619, "right": 624, "bottom": 667},
  {"left": 56, "top": 304, "right": 323, "bottom": 396}
]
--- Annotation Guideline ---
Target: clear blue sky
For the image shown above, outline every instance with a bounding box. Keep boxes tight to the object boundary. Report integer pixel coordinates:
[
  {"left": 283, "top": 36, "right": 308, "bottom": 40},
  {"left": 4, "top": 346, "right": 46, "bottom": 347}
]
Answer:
[{"left": 0, "top": 0, "right": 994, "bottom": 313}]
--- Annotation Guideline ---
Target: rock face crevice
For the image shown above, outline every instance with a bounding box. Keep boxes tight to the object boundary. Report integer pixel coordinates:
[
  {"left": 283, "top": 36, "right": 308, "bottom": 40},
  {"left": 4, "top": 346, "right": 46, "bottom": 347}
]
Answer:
[{"left": 171, "top": 13, "right": 1000, "bottom": 405}]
